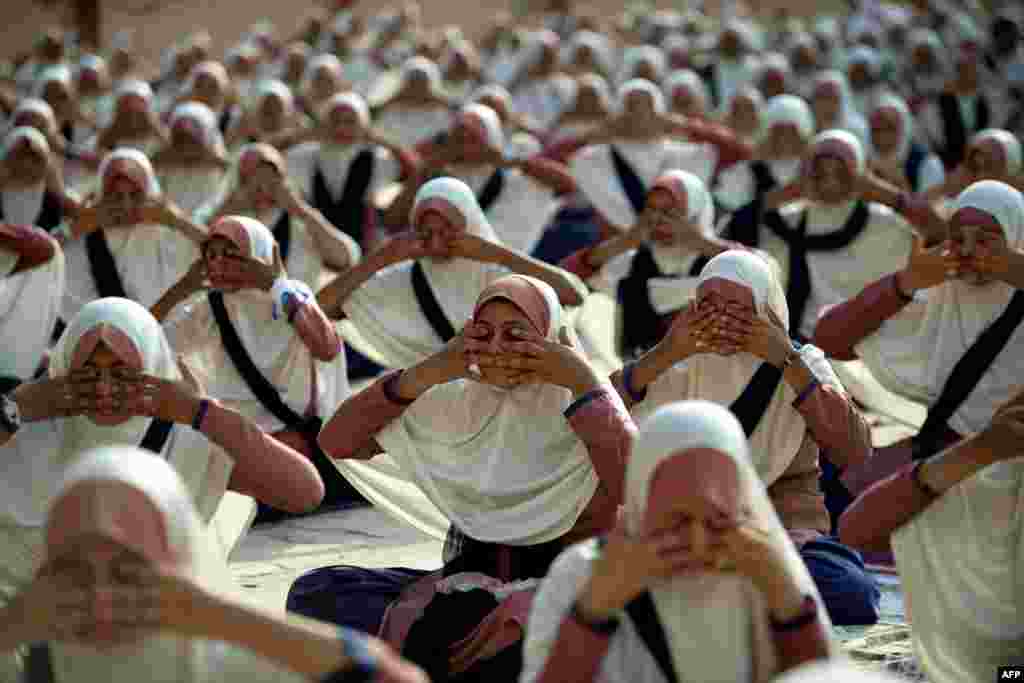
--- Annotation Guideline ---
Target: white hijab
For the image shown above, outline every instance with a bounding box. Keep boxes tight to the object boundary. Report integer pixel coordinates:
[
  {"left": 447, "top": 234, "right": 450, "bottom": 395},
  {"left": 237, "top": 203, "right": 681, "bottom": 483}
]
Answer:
[
  {"left": 812, "top": 70, "right": 868, "bottom": 145},
  {"left": 63, "top": 148, "right": 197, "bottom": 318},
  {"left": 376, "top": 275, "right": 599, "bottom": 545},
  {"left": 857, "top": 181, "right": 1024, "bottom": 435},
  {"left": 636, "top": 251, "right": 841, "bottom": 487},
  {"left": 48, "top": 298, "right": 227, "bottom": 522},
  {"left": 622, "top": 401, "right": 829, "bottom": 682},
  {"left": 891, "top": 451, "right": 1023, "bottom": 683},
  {"left": 1, "top": 126, "right": 49, "bottom": 225},
  {"left": 664, "top": 70, "right": 710, "bottom": 116},
  {"left": 571, "top": 81, "right": 717, "bottom": 231},
  {"left": 159, "top": 102, "right": 227, "bottom": 215},
  {"left": 43, "top": 447, "right": 244, "bottom": 683},
  {"left": 972, "top": 129, "right": 1023, "bottom": 175},
  {"left": 106, "top": 80, "right": 161, "bottom": 155},
  {"left": 868, "top": 92, "right": 915, "bottom": 163},
  {"left": 342, "top": 177, "right": 505, "bottom": 369},
  {"left": 316, "top": 92, "right": 374, "bottom": 199},
  {"left": 184, "top": 216, "right": 340, "bottom": 432}
]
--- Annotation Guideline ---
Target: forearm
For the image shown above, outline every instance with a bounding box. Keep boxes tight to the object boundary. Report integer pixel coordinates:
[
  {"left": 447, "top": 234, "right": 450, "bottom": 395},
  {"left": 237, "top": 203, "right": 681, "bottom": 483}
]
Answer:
[
  {"left": 793, "top": 380, "right": 873, "bottom": 471},
  {"left": 494, "top": 248, "right": 587, "bottom": 306},
  {"left": 166, "top": 212, "right": 208, "bottom": 244},
  {"left": 998, "top": 250, "right": 1024, "bottom": 290},
  {"left": 584, "top": 233, "right": 638, "bottom": 270},
  {"left": 204, "top": 401, "right": 325, "bottom": 513},
  {"left": 0, "top": 225, "right": 57, "bottom": 273},
  {"left": 316, "top": 252, "right": 392, "bottom": 318},
  {"left": 318, "top": 370, "right": 414, "bottom": 459},
  {"left": 273, "top": 279, "right": 343, "bottom": 361},
  {"left": 294, "top": 204, "right": 360, "bottom": 271},
  {"left": 534, "top": 617, "right": 613, "bottom": 683},
  {"left": 566, "top": 387, "right": 635, "bottom": 509},
  {"left": 812, "top": 273, "right": 910, "bottom": 360},
  {"left": 870, "top": 184, "right": 947, "bottom": 244},
  {"left": 513, "top": 157, "right": 576, "bottom": 195},
  {"left": 151, "top": 281, "right": 197, "bottom": 323},
  {"left": 610, "top": 343, "right": 678, "bottom": 408}
]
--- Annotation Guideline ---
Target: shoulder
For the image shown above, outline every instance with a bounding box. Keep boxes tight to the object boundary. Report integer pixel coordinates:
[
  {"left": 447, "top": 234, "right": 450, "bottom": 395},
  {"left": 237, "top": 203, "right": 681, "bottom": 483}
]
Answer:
[{"left": 285, "top": 142, "right": 321, "bottom": 169}]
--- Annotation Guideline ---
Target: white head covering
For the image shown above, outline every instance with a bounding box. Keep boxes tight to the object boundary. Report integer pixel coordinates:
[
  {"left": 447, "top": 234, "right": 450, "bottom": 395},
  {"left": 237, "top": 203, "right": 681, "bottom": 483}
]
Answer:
[
  {"left": 891, "top": 449, "right": 1023, "bottom": 683},
  {"left": 617, "top": 78, "right": 667, "bottom": 115},
  {"left": 43, "top": 446, "right": 233, "bottom": 683},
  {"left": 458, "top": 103, "right": 505, "bottom": 151},
  {"left": 97, "top": 147, "right": 162, "bottom": 200},
  {"left": 810, "top": 129, "right": 866, "bottom": 175},
  {"left": 857, "top": 181, "right": 1024, "bottom": 436},
  {"left": 774, "top": 661, "right": 904, "bottom": 682},
  {"left": 301, "top": 54, "right": 344, "bottom": 99},
  {"left": 113, "top": 79, "right": 155, "bottom": 112},
  {"left": 50, "top": 298, "right": 183, "bottom": 465},
  {"left": 621, "top": 401, "right": 831, "bottom": 682},
  {"left": 810, "top": 70, "right": 867, "bottom": 142},
  {"left": 32, "top": 64, "right": 74, "bottom": 100},
  {"left": 763, "top": 94, "right": 816, "bottom": 141},
  {"left": 247, "top": 78, "right": 295, "bottom": 120},
  {"left": 868, "top": 92, "right": 914, "bottom": 162},
  {"left": 846, "top": 46, "right": 883, "bottom": 80},
  {"left": 341, "top": 177, "right": 503, "bottom": 369},
  {"left": 637, "top": 250, "right": 842, "bottom": 486},
  {"left": 9, "top": 98, "right": 59, "bottom": 141},
  {"left": 376, "top": 274, "right": 599, "bottom": 545},
  {"left": 168, "top": 101, "right": 226, "bottom": 157},
  {"left": 619, "top": 46, "right": 666, "bottom": 85},
  {"left": 971, "top": 129, "right": 1023, "bottom": 175},
  {"left": 756, "top": 52, "right": 792, "bottom": 90},
  {"left": 399, "top": 56, "right": 444, "bottom": 95},
  {"left": 664, "top": 69, "right": 710, "bottom": 115},
  {"left": 563, "top": 30, "right": 613, "bottom": 76}
]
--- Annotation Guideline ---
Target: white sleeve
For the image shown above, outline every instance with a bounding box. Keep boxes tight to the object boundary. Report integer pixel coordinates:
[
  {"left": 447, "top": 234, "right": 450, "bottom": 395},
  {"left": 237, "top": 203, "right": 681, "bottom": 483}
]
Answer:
[
  {"left": 369, "top": 148, "right": 403, "bottom": 193},
  {"left": 285, "top": 142, "right": 321, "bottom": 200},
  {"left": 519, "top": 540, "right": 600, "bottom": 683},
  {"left": 917, "top": 154, "right": 946, "bottom": 194}
]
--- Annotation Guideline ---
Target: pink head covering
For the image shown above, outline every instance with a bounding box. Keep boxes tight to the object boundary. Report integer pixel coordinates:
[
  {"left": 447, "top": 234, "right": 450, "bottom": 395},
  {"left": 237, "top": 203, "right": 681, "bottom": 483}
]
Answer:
[
  {"left": 208, "top": 214, "right": 277, "bottom": 265},
  {"left": 809, "top": 129, "right": 865, "bottom": 176},
  {"left": 473, "top": 274, "right": 553, "bottom": 338}
]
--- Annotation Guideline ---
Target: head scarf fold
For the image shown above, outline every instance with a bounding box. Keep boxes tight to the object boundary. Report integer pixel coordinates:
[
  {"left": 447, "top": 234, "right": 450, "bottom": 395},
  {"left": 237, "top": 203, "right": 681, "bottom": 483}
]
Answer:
[
  {"left": 622, "top": 401, "right": 831, "bottom": 682},
  {"left": 42, "top": 445, "right": 232, "bottom": 683},
  {"left": 856, "top": 181, "right": 1024, "bottom": 435},
  {"left": 637, "top": 250, "right": 842, "bottom": 486},
  {"left": 375, "top": 274, "right": 599, "bottom": 545},
  {"left": 763, "top": 94, "right": 816, "bottom": 141},
  {"left": 970, "top": 129, "right": 1023, "bottom": 176}
]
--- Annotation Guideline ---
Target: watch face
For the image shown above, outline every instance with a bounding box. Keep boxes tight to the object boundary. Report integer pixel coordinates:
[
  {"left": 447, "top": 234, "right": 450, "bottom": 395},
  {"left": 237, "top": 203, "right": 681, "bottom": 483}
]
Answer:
[{"left": 2, "top": 396, "right": 18, "bottom": 426}]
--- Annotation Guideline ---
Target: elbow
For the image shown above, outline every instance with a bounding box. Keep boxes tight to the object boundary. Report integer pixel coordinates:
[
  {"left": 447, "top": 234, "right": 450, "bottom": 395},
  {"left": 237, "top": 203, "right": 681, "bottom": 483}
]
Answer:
[
  {"left": 284, "top": 474, "right": 326, "bottom": 514},
  {"left": 560, "top": 287, "right": 585, "bottom": 307},
  {"left": 311, "top": 339, "right": 343, "bottom": 363},
  {"left": 836, "top": 509, "right": 888, "bottom": 554},
  {"left": 811, "top": 320, "right": 857, "bottom": 361}
]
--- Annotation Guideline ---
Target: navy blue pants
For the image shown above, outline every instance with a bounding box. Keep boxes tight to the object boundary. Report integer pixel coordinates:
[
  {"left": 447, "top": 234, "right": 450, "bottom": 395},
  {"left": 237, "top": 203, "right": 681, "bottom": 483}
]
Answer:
[
  {"left": 801, "top": 536, "right": 880, "bottom": 626},
  {"left": 286, "top": 565, "right": 428, "bottom": 635},
  {"left": 530, "top": 207, "right": 602, "bottom": 265}
]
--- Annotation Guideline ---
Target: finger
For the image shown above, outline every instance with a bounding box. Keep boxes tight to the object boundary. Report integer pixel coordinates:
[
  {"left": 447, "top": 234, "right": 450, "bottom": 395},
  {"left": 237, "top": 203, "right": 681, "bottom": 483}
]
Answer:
[{"left": 498, "top": 341, "right": 545, "bottom": 357}]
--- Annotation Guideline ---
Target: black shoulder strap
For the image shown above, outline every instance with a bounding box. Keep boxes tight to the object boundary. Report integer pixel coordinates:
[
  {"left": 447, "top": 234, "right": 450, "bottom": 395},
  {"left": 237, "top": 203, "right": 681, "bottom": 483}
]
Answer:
[
  {"left": 313, "top": 148, "right": 376, "bottom": 246},
  {"left": 207, "top": 291, "right": 304, "bottom": 429},
  {"left": 624, "top": 592, "right": 680, "bottom": 683},
  {"left": 24, "top": 643, "right": 54, "bottom": 683},
  {"left": 139, "top": 418, "right": 175, "bottom": 454},
  {"left": 904, "top": 144, "right": 928, "bottom": 194},
  {"left": 218, "top": 107, "right": 232, "bottom": 134},
  {"left": 36, "top": 191, "right": 65, "bottom": 233},
  {"left": 476, "top": 167, "right": 506, "bottom": 213},
  {"left": 271, "top": 210, "right": 292, "bottom": 264},
  {"left": 687, "top": 254, "right": 711, "bottom": 277},
  {"left": 410, "top": 260, "right": 457, "bottom": 343},
  {"left": 721, "top": 162, "right": 778, "bottom": 248},
  {"left": 749, "top": 161, "right": 778, "bottom": 197},
  {"left": 699, "top": 64, "right": 719, "bottom": 109},
  {"left": 84, "top": 230, "right": 129, "bottom": 299},
  {"left": 0, "top": 376, "right": 20, "bottom": 395},
  {"left": 763, "top": 202, "right": 870, "bottom": 333},
  {"left": 914, "top": 290, "right": 1024, "bottom": 459},
  {"left": 609, "top": 145, "right": 647, "bottom": 216},
  {"left": 616, "top": 245, "right": 666, "bottom": 358},
  {"left": 976, "top": 95, "right": 991, "bottom": 133},
  {"left": 730, "top": 361, "right": 785, "bottom": 437},
  {"left": 938, "top": 92, "right": 968, "bottom": 168}
]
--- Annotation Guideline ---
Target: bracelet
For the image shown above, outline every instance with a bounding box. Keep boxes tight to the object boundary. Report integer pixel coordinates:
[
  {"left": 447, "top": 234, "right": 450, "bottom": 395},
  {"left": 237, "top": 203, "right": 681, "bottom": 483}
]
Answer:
[
  {"left": 191, "top": 398, "right": 210, "bottom": 431},
  {"left": 769, "top": 595, "right": 818, "bottom": 632},
  {"left": 621, "top": 362, "right": 648, "bottom": 403},
  {"left": 793, "top": 378, "right": 820, "bottom": 408},
  {"left": 321, "top": 627, "right": 377, "bottom": 683},
  {"left": 570, "top": 600, "right": 621, "bottom": 635},
  {"left": 910, "top": 459, "right": 940, "bottom": 500},
  {"left": 892, "top": 272, "right": 914, "bottom": 303}
]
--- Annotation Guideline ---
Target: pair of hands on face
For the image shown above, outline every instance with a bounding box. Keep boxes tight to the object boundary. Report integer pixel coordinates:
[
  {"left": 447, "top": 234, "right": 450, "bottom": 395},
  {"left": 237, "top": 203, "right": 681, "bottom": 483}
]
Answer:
[
  {"left": 31, "top": 364, "right": 201, "bottom": 425},
  {"left": 85, "top": 192, "right": 183, "bottom": 230},
  {"left": 428, "top": 320, "right": 597, "bottom": 394},
  {"left": 10, "top": 560, "right": 209, "bottom": 646},
  {"left": 664, "top": 299, "right": 792, "bottom": 366},
  {"left": 585, "top": 511, "right": 798, "bottom": 615},
  {"left": 376, "top": 228, "right": 502, "bottom": 265},
  {"left": 631, "top": 205, "right": 715, "bottom": 252},
  {"left": 182, "top": 241, "right": 287, "bottom": 295},
  {"left": 899, "top": 233, "right": 1017, "bottom": 291}
]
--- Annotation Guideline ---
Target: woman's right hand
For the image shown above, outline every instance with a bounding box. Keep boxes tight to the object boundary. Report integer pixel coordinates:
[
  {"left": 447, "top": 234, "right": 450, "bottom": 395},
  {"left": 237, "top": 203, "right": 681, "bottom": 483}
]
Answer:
[
  {"left": 5, "top": 566, "right": 91, "bottom": 644},
  {"left": 578, "top": 524, "right": 696, "bottom": 618},
  {"left": 662, "top": 301, "right": 716, "bottom": 361},
  {"left": 898, "top": 235, "right": 960, "bottom": 293},
  {"left": 375, "top": 231, "right": 430, "bottom": 266},
  {"left": 14, "top": 369, "right": 102, "bottom": 421},
  {"left": 179, "top": 256, "right": 209, "bottom": 294}
]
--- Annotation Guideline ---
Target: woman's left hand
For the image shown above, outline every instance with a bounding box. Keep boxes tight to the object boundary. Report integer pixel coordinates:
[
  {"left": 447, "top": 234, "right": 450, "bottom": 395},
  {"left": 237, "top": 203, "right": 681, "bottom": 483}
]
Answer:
[
  {"left": 446, "top": 232, "right": 504, "bottom": 263},
  {"left": 102, "top": 563, "right": 214, "bottom": 640},
  {"left": 738, "top": 308, "right": 792, "bottom": 366},
  {"left": 970, "top": 239, "right": 1020, "bottom": 282},
  {"left": 469, "top": 326, "right": 601, "bottom": 395}
]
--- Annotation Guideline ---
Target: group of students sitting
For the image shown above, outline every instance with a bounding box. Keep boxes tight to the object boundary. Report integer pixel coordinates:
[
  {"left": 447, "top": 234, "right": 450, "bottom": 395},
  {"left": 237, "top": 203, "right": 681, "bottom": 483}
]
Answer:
[{"left": 0, "top": 0, "right": 1022, "bottom": 681}]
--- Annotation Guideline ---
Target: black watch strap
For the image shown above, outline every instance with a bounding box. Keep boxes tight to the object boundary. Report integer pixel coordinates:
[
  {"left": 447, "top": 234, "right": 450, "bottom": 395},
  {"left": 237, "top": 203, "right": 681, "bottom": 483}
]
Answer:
[
  {"left": 1, "top": 393, "right": 21, "bottom": 435},
  {"left": 571, "top": 600, "right": 621, "bottom": 635}
]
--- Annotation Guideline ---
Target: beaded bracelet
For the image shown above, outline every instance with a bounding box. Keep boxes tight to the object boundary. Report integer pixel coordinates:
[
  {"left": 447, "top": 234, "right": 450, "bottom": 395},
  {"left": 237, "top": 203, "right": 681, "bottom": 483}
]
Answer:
[{"left": 621, "top": 362, "right": 647, "bottom": 403}]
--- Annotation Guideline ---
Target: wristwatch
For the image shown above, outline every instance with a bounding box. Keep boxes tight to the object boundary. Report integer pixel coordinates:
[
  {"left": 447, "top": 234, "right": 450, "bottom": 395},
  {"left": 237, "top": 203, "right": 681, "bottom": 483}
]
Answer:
[
  {"left": 571, "top": 600, "right": 621, "bottom": 635},
  {"left": 0, "top": 392, "right": 21, "bottom": 436}
]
